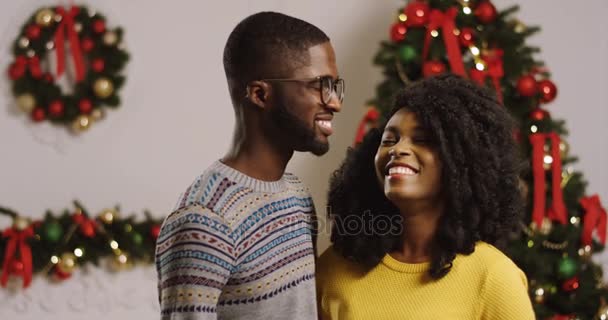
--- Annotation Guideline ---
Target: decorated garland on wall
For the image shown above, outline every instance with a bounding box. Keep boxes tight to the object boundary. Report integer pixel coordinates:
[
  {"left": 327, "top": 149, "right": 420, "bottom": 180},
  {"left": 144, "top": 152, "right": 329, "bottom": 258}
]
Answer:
[
  {"left": 0, "top": 202, "right": 162, "bottom": 290},
  {"left": 6, "top": 5, "right": 129, "bottom": 132}
]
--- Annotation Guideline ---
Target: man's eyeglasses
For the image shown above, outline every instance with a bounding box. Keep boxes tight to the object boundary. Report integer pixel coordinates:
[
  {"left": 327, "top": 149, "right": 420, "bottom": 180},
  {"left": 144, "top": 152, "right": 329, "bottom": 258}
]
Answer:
[{"left": 261, "top": 76, "right": 345, "bottom": 105}]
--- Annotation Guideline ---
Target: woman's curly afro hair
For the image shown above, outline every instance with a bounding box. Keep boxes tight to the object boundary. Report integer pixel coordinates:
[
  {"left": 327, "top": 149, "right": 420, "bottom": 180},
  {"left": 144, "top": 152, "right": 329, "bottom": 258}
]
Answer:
[{"left": 328, "top": 74, "right": 524, "bottom": 279}]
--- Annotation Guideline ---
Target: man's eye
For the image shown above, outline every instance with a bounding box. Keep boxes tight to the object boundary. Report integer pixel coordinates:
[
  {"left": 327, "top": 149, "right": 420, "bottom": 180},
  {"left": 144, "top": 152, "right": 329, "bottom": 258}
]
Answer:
[{"left": 381, "top": 139, "right": 396, "bottom": 145}]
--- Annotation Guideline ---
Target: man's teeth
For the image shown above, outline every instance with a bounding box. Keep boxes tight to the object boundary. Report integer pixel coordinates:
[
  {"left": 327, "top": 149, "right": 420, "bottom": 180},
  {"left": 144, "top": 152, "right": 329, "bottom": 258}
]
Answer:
[
  {"left": 316, "top": 120, "right": 332, "bottom": 130},
  {"left": 388, "top": 166, "right": 417, "bottom": 175}
]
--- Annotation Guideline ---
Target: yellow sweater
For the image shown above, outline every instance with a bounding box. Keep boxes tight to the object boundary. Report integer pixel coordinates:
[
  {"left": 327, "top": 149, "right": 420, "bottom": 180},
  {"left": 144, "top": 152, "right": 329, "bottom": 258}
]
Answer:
[{"left": 316, "top": 242, "right": 535, "bottom": 320}]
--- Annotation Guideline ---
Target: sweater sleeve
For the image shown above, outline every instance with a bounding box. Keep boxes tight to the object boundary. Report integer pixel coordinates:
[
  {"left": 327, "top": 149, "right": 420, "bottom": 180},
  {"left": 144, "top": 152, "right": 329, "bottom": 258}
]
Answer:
[
  {"left": 156, "top": 204, "right": 237, "bottom": 320},
  {"left": 478, "top": 258, "right": 535, "bottom": 320}
]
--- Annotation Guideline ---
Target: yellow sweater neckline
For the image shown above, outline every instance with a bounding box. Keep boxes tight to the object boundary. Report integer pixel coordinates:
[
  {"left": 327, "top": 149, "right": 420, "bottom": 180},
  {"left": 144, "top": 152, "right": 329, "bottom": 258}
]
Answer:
[{"left": 381, "top": 254, "right": 431, "bottom": 273}]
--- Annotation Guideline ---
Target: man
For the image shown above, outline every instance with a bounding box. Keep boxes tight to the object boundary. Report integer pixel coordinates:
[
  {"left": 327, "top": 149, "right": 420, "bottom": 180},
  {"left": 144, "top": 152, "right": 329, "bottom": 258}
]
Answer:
[{"left": 156, "top": 11, "right": 344, "bottom": 319}]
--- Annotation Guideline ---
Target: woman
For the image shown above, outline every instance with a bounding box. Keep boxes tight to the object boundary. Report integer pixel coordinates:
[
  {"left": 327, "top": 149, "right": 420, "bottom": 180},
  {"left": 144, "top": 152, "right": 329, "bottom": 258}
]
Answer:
[{"left": 317, "top": 74, "right": 534, "bottom": 319}]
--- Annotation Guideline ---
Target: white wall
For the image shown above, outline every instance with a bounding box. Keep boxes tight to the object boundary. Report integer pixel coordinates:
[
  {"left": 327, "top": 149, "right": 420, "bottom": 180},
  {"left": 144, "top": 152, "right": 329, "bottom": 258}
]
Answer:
[{"left": 0, "top": 1, "right": 606, "bottom": 319}]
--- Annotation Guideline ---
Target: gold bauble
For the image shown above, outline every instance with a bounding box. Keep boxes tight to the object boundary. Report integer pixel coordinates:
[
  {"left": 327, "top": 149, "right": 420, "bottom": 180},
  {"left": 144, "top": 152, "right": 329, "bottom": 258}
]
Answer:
[
  {"left": 57, "top": 253, "right": 77, "bottom": 274},
  {"left": 93, "top": 78, "right": 114, "bottom": 98},
  {"left": 71, "top": 115, "right": 92, "bottom": 132},
  {"left": 578, "top": 245, "right": 592, "bottom": 260},
  {"left": 530, "top": 217, "right": 552, "bottom": 236},
  {"left": 91, "top": 108, "right": 105, "bottom": 121},
  {"left": 35, "top": 8, "right": 55, "bottom": 27},
  {"left": 99, "top": 209, "right": 118, "bottom": 224},
  {"left": 13, "top": 216, "right": 30, "bottom": 231},
  {"left": 110, "top": 253, "right": 131, "bottom": 272},
  {"left": 103, "top": 31, "right": 118, "bottom": 46},
  {"left": 559, "top": 141, "right": 570, "bottom": 158},
  {"left": 16, "top": 93, "right": 36, "bottom": 113},
  {"left": 18, "top": 37, "right": 30, "bottom": 49},
  {"left": 533, "top": 286, "right": 546, "bottom": 304},
  {"left": 597, "top": 305, "right": 608, "bottom": 320}
]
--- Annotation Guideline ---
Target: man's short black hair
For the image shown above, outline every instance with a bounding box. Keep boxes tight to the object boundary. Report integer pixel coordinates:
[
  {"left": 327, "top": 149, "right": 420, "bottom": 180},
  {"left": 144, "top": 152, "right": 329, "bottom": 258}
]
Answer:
[{"left": 223, "top": 11, "right": 330, "bottom": 99}]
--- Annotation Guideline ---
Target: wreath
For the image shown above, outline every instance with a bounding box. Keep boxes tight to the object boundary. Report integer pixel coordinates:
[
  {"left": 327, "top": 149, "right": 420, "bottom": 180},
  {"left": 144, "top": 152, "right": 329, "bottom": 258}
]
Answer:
[{"left": 6, "top": 5, "right": 129, "bottom": 132}]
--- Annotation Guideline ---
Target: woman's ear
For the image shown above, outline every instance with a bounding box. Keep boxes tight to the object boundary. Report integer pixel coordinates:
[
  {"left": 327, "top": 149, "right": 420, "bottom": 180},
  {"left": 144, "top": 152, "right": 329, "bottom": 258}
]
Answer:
[{"left": 246, "top": 81, "right": 271, "bottom": 109}]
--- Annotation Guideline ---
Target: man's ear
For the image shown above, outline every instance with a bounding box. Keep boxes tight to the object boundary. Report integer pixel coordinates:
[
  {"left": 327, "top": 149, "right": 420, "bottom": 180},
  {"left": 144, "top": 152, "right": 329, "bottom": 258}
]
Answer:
[{"left": 245, "top": 81, "right": 271, "bottom": 109}]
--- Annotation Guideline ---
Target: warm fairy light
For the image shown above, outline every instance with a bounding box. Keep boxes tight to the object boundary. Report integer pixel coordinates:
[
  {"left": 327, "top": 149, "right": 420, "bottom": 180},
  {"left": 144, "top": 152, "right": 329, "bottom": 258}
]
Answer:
[
  {"left": 531, "top": 125, "right": 538, "bottom": 133},
  {"left": 51, "top": 256, "right": 59, "bottom": 264},
  {"left": 570, "top": 217, "right": 579, "bottom": 224},
  {"left": 431, "top": 30, "right": 439, "bottom": 37},
  {"left": 463, "top": 7, "right": 472, "bottom": 14},
  {"left": 415, "top": 9, "right": 424, "bottom": 17},
  {"left": 110, "top": 240, "right": 119, "bottom": 250},
  {"left": 74, "top": 248, "right": 84, "bottom": 258},
  {"left": 544, "top": 155, "right": 553, "bottom": 165},
  {"left": 453, "top": 29, "right": 460, "bottom": 36},
  {"left": 118, "top": 254, "right": 128, "bottom": 264},
  {"left": 528, "top": 240, "right": 534, "bottom": 248},
  {"left": 470, "top": 46, "right": 480, "bottom": 56},
  {"left": 399, "top": 13, "right": 407, "bottom": 22},
  {"left": 475, "top": 63, "right": 485, "bottom": 71}
]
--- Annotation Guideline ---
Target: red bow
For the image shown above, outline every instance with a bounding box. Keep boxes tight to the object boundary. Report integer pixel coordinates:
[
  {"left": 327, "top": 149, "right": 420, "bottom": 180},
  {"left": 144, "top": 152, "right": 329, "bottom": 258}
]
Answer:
[
  {"left": 470, "top": 49, "right": 504, "bottom": 103},
  {"left": 353, "top": 107, "right": 380, "bottom": 146},
  {"left": 422, "top": 7, "right": 467, "bottom": 77},
  {"left": 529, "top": 133, "right": 568, "bottom": 227},
  {"left": 54, "top": 6, "right": 85, "bottom": 82},
  {"left": 1, "top": 226, "right": 34, "bottom": 288},
  {"left": 580, "top": 195, "right": 607, "bottom": 246}
]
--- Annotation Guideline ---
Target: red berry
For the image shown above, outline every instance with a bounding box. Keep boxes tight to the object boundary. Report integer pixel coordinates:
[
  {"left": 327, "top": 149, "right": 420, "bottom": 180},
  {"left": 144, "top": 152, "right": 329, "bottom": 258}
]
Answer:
[
  {"left": 79, "top": 99, "right": 93, "bottom": 114},
  {"left": 93, "top": 20, "right": 106, "bottom": 34},
  {"left": 26, "top": 25, "right": 41, "bottom": 39},
  {"left": 49, "top": 100, "right": 64, "bottom": 117},
  {"left": 32, "top": 108, "right": 46, "bottom": 122},
  {"left": 91, "top": 59, "right": 105, "bottom": 72}
]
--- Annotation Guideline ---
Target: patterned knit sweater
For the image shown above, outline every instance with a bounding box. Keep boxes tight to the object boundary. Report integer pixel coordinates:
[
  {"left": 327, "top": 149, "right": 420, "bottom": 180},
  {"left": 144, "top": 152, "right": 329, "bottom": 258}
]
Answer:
[{"left": 156, "top": 160, "right": 317, "bottom": 319}]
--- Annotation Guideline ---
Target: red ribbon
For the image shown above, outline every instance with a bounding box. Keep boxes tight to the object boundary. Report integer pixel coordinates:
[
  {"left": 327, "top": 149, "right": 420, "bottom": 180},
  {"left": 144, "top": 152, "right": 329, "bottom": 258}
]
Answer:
[
  {"left": 470, "top": 49, "right": 504, "bottom": 103},
  {"left": 422, "top": 7, "right": 467, "bottom": 77},
  {"left": 354, "top": 107, "right": 380, "bottom": 146},
  {"left": 580, "top": 195, "right": 607, "bottom": 246},
  {"left": 54, "top": 6, "right": 85, "bottom": 82},
  {"left": 14, "top": 56, "right": 43, "bottom": 79},
  {"left": 1, "top": 226, "right": 34, "bottom": 288},
  {"left": 529, "top": 133, "right": 567, "bottom": 227}
]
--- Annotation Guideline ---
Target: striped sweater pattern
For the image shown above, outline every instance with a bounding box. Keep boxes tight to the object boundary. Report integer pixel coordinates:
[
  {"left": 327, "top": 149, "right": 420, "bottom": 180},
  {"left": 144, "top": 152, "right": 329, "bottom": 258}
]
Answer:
[{"left": 156, "top": 160, "right": 317, "bottom": 319}]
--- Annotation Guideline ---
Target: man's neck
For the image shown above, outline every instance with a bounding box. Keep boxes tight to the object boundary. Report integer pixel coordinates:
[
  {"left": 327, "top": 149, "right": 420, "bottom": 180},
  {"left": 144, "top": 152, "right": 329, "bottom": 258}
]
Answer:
[{"left": 222, "top": 136, "right": 293, "bottom": 182}]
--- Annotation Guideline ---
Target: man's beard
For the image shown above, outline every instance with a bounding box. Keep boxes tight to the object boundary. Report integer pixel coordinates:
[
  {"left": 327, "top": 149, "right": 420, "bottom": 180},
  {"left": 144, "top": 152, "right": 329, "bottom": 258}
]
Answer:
[{"left": 270, "top": 103, "right": 329, "bottom": 156}]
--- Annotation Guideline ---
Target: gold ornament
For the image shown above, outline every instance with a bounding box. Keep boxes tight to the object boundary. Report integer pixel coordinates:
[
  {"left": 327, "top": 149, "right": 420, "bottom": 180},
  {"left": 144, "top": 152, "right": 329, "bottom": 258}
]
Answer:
[
  {"left": 559, "top": 141, "right": 570, "bottom": 158},
  {"left": 103, "top": 31, "right": 118, "bottom": 46},
  {"left": 93, "top": 78, "right": 114, "bottom": 98},
  {"left": 533, "top": 286, "right": 546, "bottom": 304},
  {"left": 71, "top": 115, "right": 92, "bottom": 132},
  {"left": 57, "top": 253, "right": 77, "bottom": 274},
  {"left": 578, "top": 245, "right": 592, "bottom": 260},
  {"left": 99, "top": 209, "right": 118, "bottom": 224},
  {"left": 35, "top": 8, "right": 55, "bottom": 27},
  {"left": 18, "top": 37, "right": 30, "bottom": 49},
  {"left": 16, "top": 93, "right": 36, "bottom": 113},
  {"left": 13, "top": 216, "right": 30, "bottom": 231},
  {"left": 91, "top": 108, "right": 105, "bottom": 121},
  {"left": 110, "top": 253, "right": 132, "bottom": 272},
  {"left": 530, "top": 217, "right": 552, "bottom": 235},
  {"left": 597, "top": 305, "right": 608, "bottom": 320}
]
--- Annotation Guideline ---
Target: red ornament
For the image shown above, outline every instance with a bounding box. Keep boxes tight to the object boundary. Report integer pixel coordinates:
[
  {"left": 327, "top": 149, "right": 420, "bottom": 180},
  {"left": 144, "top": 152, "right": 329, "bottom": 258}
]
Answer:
[
  {"left": 150, "top": 225, "right": 161, "bottom": 239},
  {"left": 31, "top": 108, "right": 46, "bottom": 122},
  {"left": 390, "top": 22, "right": 407, "bottom": 42},
  {"left": 10, "top": 260, "right": 24, "bottom": 273},
  {"left": 458, "top": 28, "right": 475, "bottom": 47},
  {"left": 561, "top": 277, "right": 580, "bottom": 292},
  {"left": 54, "top": 267, "right": 71, "bottom": 280},
  {"left": 26, "top": 25, "right": 41, "bottom": 39},
  {"left": 530, "top": 108, "right": 549, "bottom": 121},
  {"left": 474, "top": 1, "right": 497, "bottom": 24},
  {"left": 8, "top": 63, "right": 26, "bottom": 80},
  {"left": 79, "top": 99, "right": 93, "bottom": 114},
  {"left": 80, "top": 220, "right": 96, "bottom": 238},
  {"left": 91, "top": 58, "right": 105, "bottom": 72},
  {"left": 93, "top": 20, "right": 106, "bottom": 34},
  {"left": 517, "top": 75, "right": 537, "bottom": 97},
  {"left": 404, "top": 1, "right": 430, "bottom": 27},
  {"left": 538, "top": 79, "right": 558, "bottom": 103},
  {"left": 82, "top": 38, "right": 95, "bottom": 52},
  {"left": 48, "top": 100, "right": 64, "bottom": 117},
  {"left": 423, "top": 60, "right": 446, "bottom": 77}
]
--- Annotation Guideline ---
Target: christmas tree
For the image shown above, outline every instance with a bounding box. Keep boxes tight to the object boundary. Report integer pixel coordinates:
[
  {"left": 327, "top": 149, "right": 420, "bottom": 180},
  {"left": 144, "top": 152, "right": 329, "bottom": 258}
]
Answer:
[{"left": 361, "top": 1, "right": 608, "bottom": 319}]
